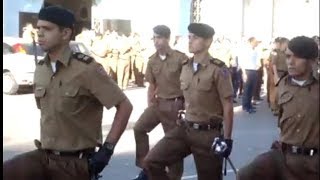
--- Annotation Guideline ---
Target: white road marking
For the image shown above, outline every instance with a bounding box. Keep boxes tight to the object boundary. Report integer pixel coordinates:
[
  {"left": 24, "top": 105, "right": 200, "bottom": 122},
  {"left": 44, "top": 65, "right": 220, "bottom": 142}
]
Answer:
[{"left": 182, "top": 169, "right": 238, "bottom": 179}]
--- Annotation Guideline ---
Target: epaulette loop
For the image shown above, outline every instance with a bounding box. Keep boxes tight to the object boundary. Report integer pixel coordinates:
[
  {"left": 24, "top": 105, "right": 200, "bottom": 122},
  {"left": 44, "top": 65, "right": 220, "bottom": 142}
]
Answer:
[{"left": 72, "top": 52, "right": 93, "bottom": 64}]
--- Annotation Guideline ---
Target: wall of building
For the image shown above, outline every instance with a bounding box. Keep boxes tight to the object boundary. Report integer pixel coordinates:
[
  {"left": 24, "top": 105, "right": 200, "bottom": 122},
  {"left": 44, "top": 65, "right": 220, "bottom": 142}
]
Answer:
[
  {"left": 201, "top": 0, "right": 243, "bottom": 40},
  {"left": 92, "top": 0, "right": 191, "bottom": 37},
  {"left": 273, "top": 0, "right": 319, "bottom": 39},
  {"left": 200, "top": 0, "right": 319, "bottom": 41}
]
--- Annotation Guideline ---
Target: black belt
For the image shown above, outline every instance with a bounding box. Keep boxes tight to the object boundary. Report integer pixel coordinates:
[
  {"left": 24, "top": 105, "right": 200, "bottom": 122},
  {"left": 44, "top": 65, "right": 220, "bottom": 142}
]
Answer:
[
  {"left": 45, "top": 147, "right": 95, "bottom": 158},
  {"left": 158, "top": 96, "right": 184, "bottom": 101},
  {"left": 281, "top": 143, "right": 318, "bottom": 156},
  {"left": 185, "top": 120, "right": 222, "bottom": 131}
]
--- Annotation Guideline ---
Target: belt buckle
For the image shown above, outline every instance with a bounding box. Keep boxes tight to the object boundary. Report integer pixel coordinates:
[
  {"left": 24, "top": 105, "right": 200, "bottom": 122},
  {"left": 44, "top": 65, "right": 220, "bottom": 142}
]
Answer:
[
  {"left": 53, "top": 150, "right": 61, "bottom": 155},
  {"left": 309, "top": 149, "right": 314, "bottom": 156},
  {"left": 193, "top": 123, "right": 200, "bottom": 130},
  {"left": 292, "top": 146, "right": 298, "bottom": 153},
  {"left": 79, "top": 152, "right": 83, "bottom": 159}
]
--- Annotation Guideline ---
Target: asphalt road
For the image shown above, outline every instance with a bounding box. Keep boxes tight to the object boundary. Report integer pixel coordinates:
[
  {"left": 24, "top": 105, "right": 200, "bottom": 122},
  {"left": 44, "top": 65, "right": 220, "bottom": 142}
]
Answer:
[{"left": 3, "top": 86, "right": 279, "bottom": 180}]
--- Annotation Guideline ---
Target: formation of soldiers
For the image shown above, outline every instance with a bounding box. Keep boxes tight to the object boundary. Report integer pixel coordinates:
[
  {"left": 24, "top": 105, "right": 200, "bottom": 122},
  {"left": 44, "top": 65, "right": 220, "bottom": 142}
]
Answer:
[{"left": 76, "top": 29, "right": 152, "bottom": 90}]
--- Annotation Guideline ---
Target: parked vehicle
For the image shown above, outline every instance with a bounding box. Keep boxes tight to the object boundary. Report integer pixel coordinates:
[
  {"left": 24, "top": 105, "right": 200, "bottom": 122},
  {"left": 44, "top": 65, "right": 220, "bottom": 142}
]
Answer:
[{"left": 3, "top": 37, "right": 91, "bottom": 95}]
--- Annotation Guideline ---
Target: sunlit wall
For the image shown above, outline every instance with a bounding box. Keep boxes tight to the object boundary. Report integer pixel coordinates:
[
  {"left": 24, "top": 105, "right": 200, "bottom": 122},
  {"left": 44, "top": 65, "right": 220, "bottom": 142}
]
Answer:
[
  {"left": 200, "top": 0, "right": 319, "bottom": 41},
  {"left": 92, "top": 0, "right": 192, "bottom": 38}
]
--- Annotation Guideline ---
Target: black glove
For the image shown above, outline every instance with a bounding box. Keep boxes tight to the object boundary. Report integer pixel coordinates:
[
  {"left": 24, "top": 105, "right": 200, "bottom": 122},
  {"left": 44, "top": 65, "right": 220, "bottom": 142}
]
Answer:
[
  {"left": 88, "top": 142, "right": 114, "bottom": 175},
  {"left": 270, "top": 140, "right": 281, "bottom": 150},
  {"left": 223, "top": 139, "right": 233, "bottom": 158},
  {"left": 211, "top": 137, "right": 233, "bottom": 158}
]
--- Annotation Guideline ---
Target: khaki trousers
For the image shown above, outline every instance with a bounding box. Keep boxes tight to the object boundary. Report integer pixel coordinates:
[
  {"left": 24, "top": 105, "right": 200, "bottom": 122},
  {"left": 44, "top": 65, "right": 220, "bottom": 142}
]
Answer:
[
  {"left": 143, "top": 120, "right": 223, "bottom": 180},
  {"left": 3, "top": 149, "right": 90, "bottom": 180},
  {"left": 134, "top": 98, "right": 184, "bottom": 180},
  {"left": 237, "top": 149, "right": 319, "bottom": 180}
]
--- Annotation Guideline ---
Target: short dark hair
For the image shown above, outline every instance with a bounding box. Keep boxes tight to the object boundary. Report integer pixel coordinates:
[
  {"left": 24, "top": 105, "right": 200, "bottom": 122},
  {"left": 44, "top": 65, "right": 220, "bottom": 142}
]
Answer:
[{"left": 153, "top": 25, "right": 171, "bottom": 38}]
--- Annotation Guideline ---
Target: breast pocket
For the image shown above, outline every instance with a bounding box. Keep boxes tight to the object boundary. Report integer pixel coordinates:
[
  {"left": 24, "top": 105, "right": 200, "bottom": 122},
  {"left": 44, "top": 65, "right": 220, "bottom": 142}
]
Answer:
[
  {"left": 59, "top": 86, "right": 81, "bottom": 113},
  {"left": 168, "top": 63, "right": 179, "bottom": 73},
  {"left": 152, "top": 65, "right": 161, "bottom": 75},
  {"left": 278, "top": 91, "right": 295, "bottom": 125},
  {"left": 196, "top": 77, "right": 213, "bottom": 91},
  {"left": 34, "top": 86, "right": 46, "bottom": 109}
]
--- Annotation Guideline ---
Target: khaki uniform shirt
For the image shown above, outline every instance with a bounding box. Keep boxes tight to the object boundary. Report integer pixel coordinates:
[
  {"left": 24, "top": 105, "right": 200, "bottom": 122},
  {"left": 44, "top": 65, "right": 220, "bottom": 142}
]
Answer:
[
  {"left": 278, "top": 75, "right": 319, "bottom": 148},
  {"left": 34, "top": 47, "right": 126, "bottom": 151},
  {"left": 145, "top": 49, "right": 188, "bottom": 99},
  {"left": 271, "top": 50, "right": 288, "bottom": 72},
  {"left": 180, "top": 57, "right": 233, "bottom": 122}
]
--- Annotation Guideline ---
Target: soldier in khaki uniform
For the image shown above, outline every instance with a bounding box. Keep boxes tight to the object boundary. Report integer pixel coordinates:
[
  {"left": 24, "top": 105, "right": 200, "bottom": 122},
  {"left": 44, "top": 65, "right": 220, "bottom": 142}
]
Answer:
[
  {"left": 312, "top": 35, "right": 319, "bottom": 80},
  {"left": 132, "top": 25, "right": 188, "bottom": 180},
  {"left": 3, "top": 6, "right": 133, "bottom": 180},
  {"left": 267, "top": 38, "right": 281, "bottom": 110},
  {"left": 90, "top": 33, "right": 111, "bottom": 73},
  {"left": 130, "top": 33, "right": 146, "bottom": 87},
  {"left": 143, "top": 23, "right": 234, "bottom": 180},
  {"left": 117, "top": 34, "right": 132, "bottom": 90},
  {"left": 237, "top": 36, "right": 319, "bottom": 180},
  {"left": 108, "top": 31, "right": 120, "bottom": 82},
  {"left": 270, "top": 38, "right": 289, "bottom": 115}
]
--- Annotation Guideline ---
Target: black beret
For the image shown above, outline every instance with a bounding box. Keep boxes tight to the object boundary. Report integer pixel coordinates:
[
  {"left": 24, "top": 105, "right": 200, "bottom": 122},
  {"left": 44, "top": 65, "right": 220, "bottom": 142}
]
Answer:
[
  {"left": 153, "top": 25, "right": 171, "bottom": 38},
  {"left": 288, "top": 36, "right": 318, "bottom": 60},
  {"left": 188, "top": 23, "right": 215, "bottom": 39},
  {"left": 38, "top": 6, "right": 75, "bottom": 28}
]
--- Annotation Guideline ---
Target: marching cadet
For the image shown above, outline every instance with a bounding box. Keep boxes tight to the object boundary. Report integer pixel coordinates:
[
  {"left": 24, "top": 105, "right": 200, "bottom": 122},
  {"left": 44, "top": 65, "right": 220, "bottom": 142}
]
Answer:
[
  {"left": 270, "top": 37, "right": 289, "bottom": 115},
  {"left": 132, "top": 25, "right": 188, "bottom": 180},
  {"left": 117, "top": 34, "right": 132, "bottom": 90},
  {"left": 237, "top": 36, "right": 319, "bottom": 180},
  {"left": 143, "top": 23, "right": 234, "bottom": 180},
  {"left": 3, "top": 6, "right": 133, "bottom": 180},
  {"left": 267, "top": 37, "right": 281, "bottom": 113}
]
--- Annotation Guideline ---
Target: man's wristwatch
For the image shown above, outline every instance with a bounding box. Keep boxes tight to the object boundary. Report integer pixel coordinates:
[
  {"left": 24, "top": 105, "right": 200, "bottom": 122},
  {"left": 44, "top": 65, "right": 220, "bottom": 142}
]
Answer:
[{"left": 103, "top": 142, "right": 115, "bottom": 151}]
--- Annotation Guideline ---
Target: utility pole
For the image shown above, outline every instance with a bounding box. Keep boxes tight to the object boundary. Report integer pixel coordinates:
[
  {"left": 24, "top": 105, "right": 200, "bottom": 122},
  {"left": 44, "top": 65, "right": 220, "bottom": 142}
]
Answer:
[
  {"left": 190, "top": 0, "right": 202, "bottom": 23},
  {"left": 241, "top": 0, "right": 245, "bottom": 38},
  {"left": 271, "top": 0, "right": 275, "bottom": 39}
]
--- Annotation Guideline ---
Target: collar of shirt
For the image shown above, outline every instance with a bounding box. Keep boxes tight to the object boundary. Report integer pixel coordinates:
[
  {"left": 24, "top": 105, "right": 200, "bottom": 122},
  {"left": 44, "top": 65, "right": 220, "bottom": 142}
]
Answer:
[
  {"left": 156, "top": 48, "right": 174, "bottom": 61},
  {"left": 288, "top": 74, "right": 316, "bottom": 87},
  {"left": 191, "top": 54, "right": 212, "bottom": 68},
  {"left": 43, "top": 46, "right": 73, "bottom": 67}
]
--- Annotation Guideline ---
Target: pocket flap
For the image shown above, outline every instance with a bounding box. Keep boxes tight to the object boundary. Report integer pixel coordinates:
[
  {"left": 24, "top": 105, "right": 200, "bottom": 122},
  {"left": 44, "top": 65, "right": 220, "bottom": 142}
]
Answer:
[
  {"left": 278, "top": 91, "right": 293, "bottom": 105},
  {"left": 34, "top": 87, "right": 46, "bottom": 97},
  {"left": 61, "top": 86, "right": 79, "bottom": 97},
  {"left": 180, "top": 81, "right": 189, "bottom": 90},
  {"left": 152, "top": 66, "right": 161, "bottom": 74}
]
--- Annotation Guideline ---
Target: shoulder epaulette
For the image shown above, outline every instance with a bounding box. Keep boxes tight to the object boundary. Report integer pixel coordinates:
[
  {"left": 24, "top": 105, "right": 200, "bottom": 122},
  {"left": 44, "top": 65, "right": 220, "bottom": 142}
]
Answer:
[
  {"left": 182, "top": 58, "right": 190, "bottom": 65},
  {"left": 210, "top": 58, "right": 225, "bottom": 67},
  {"left": 37, "top": 59, "right": 45, "bottom": 65},
  {"left": 72, "top": 52, "right": 93, "bottom": 64},
  {"left": 149, "top": 53, "right": 156, "bottom": 60}
]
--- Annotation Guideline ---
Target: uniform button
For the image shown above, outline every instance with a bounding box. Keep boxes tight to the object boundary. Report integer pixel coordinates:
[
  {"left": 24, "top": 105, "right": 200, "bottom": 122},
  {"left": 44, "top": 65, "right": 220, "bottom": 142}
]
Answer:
[
  {"left": 296, "top": 129, "right": 300, "bottom": 132},
  {"left": 297, "top": 114, "right": 301, "bottom": 118},
  {"left": 66, "top": 92, "right": 69, "bottom": 95}
]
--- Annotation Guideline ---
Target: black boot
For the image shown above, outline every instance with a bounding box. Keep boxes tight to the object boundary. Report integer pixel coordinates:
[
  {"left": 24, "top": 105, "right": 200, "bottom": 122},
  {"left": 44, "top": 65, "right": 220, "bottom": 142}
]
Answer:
[{"left": 132, "top": 169, "right": 148, "bottom": 180}]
